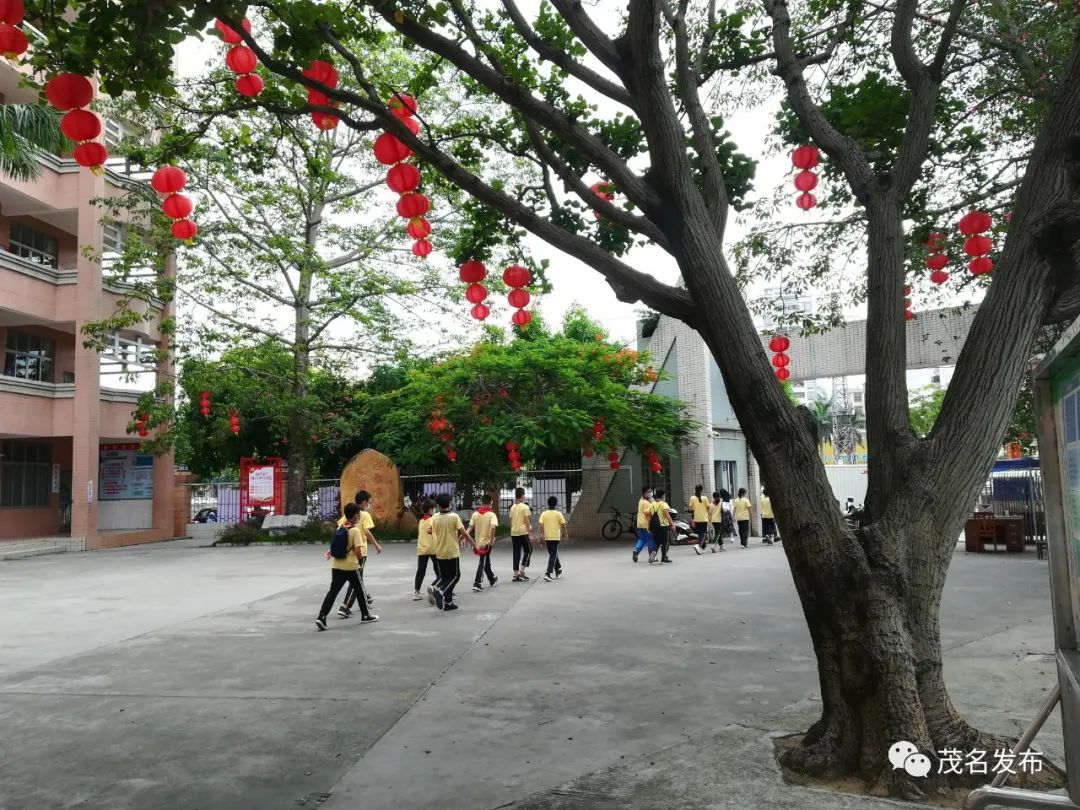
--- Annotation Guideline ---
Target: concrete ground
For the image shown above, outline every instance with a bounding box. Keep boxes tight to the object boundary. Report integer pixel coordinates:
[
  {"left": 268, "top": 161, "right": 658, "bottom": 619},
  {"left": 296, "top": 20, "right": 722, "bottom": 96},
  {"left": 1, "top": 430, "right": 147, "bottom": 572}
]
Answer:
[{"left": 0, "top": 538, "right": 1065, "bottom": 810}]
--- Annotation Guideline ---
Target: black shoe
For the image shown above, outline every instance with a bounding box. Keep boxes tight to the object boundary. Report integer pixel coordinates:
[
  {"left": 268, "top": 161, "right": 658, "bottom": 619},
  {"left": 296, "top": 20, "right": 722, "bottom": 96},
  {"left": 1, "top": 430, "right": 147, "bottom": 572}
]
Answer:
[
  {"left": 472, "top": 583, "right": 483, "bottom": 592},
  {"left": 443, "top": 603, "right": 459, "bottom": 612},
  {"left": 632, "top": 552, "right": 639, "bottom": 562},
  {"left": 555, "top": 569, "right": 562, "bottom": 578},
  {"left": 488, "top": 576, "right": 498, "bottom": 587},
  {"left": 360, "top": 614, "right": 379, "bottom": 623},
  {"left": 661, "top": 557, "right": 673, "bottom": 563},
  {"left": 433, "top": 588, "right": 445, "bottom": 610},
  {"left": 315, "top": 617, "right": 327, "bottom": 631},
  {"left": 337, "top": 606, "right": 352, "bottom": 619}
]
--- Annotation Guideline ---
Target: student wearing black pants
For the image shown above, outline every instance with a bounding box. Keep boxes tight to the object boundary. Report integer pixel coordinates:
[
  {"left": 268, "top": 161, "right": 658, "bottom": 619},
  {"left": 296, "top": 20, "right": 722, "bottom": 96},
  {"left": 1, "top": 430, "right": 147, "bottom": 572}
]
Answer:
[
  {"left": 430, "top": 493, "right": 475, "bottom": 611},
  {"left": 316, "top": 503, "right": 377, "bottom": 630},
  {"left": 538, "top": 496, "right": 568, "bottom": 581},
  {"left": 508, "top": 487, "right": 533, "bottom": 581},
  {"left": 652, "top": 488, "right": 674, "bottom": 563},
  {"left": 414, "top": 499, "right": 440, "bottom": 601}
]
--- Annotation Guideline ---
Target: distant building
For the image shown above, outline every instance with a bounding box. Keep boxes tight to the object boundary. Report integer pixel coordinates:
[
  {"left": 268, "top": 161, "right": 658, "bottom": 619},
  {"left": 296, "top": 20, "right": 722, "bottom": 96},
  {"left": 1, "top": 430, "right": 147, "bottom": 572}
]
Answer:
[{"left": 756, "top": 286, "right": 816, "bottom": 333}]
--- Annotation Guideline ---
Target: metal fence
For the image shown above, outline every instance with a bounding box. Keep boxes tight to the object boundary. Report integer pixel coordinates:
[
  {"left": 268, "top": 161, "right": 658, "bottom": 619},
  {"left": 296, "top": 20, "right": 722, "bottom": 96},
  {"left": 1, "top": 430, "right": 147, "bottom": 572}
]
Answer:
[
  {"left": 181, "top": 478, "right": 341, "bottom": 525},
  {"left": 977, "top": 468, "right": 1046, "bottom": 543},
  {"left": 399, "top": 467, "right": 584, "bottom": 518}
]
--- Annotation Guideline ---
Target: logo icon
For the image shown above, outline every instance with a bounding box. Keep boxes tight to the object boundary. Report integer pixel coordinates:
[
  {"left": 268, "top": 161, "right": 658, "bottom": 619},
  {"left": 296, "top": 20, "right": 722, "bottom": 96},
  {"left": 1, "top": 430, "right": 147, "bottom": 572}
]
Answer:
[{"left": 888, "top": 741, "right": 930, "bottom": 778}]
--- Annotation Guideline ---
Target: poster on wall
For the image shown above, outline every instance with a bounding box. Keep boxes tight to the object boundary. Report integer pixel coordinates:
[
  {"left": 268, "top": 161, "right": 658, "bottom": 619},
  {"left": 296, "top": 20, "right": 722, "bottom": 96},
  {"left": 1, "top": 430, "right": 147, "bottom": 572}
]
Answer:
[
  {"left": 248, "top": 465, "right": 276, "bottom": 504},
  {"left": 98, "top": 444, "right": 154, "bottom": 500}
]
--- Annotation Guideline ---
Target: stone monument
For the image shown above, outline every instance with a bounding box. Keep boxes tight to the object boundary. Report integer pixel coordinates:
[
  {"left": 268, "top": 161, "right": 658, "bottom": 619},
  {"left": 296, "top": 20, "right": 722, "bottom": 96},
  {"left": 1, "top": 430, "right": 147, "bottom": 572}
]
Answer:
[{"left": 339, "top": 449, "right": 410, "bottom": 528}]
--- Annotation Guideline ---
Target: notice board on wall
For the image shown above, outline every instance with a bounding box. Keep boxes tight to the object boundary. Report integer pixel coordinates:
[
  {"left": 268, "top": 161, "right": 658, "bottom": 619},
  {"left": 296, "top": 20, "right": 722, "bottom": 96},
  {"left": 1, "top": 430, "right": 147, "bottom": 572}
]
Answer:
[{"left": 99, "top": 444, "right": 154, "bottom": 501}]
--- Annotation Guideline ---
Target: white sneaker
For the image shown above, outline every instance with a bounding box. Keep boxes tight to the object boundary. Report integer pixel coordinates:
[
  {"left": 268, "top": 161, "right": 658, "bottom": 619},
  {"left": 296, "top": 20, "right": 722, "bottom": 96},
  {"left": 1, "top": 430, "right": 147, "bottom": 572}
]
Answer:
[
  {"left": 412, "top": 591, "right": 422, "bottom": 601},
  {"left": 694, "top": 544, "right": 703, "bottom": 555},
  {"left": 543, "top": 573, "right": 554, "bottom": 582},
  {"left": 648, "top": 551, "right": 657, "bottom": 564}
]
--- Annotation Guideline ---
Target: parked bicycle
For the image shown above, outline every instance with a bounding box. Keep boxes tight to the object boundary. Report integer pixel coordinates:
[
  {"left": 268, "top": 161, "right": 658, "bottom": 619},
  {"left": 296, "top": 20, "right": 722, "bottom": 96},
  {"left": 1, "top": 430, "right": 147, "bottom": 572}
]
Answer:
[{"left": 601, "top": 508, "right": 637, "bottom": 541}]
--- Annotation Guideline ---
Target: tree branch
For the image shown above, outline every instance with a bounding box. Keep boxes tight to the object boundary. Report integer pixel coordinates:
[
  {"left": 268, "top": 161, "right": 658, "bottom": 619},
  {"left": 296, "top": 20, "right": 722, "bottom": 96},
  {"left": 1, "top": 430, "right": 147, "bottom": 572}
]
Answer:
[{"left": 547, "top": 0, "right": 625, "bottom": 75}]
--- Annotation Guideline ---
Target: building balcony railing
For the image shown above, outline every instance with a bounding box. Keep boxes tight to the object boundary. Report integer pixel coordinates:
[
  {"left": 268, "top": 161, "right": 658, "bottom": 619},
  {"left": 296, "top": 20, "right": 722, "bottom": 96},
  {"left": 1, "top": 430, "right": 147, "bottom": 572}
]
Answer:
[
  {"left": 0, "top": 248, "right": 77, "bottom": 285},
  {"left": 0, "top": 375, "right": 146, "bottom": 403}
]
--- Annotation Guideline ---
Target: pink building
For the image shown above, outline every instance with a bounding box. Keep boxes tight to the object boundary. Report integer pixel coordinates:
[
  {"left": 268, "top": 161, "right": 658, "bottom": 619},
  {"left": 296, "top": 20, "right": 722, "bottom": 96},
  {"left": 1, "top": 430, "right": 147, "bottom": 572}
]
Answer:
[{"left": 0, "top": 61, "right": 175, "bottom": 550}]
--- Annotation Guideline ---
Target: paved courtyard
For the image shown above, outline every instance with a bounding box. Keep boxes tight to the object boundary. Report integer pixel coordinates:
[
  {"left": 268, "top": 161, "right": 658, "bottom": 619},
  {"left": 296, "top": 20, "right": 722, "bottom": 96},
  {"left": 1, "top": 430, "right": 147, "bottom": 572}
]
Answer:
[{"left": 0, "top": 539, "right": 1065, "bottom": 810}]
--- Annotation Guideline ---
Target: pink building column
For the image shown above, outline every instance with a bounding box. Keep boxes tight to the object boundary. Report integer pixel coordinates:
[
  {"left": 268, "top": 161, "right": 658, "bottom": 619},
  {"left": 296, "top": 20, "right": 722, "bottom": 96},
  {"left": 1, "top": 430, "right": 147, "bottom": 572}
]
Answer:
[
  {"left": 69, "top": 167, "right": 104, "bottom": 548},
  {"left": 151, "top": 254, "right": 176, "bottom": 537}
]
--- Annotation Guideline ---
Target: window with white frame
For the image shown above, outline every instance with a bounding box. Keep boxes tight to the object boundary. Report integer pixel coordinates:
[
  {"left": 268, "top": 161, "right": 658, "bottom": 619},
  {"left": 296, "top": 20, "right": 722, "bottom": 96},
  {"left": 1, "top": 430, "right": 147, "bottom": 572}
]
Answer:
[
  {"left": 0, "top": 440, "right": 52, "bottom": 508},
  {"left": 3, "top": 330, "right": 54, "bottom": 382},
  {"left": 9, "top": 222, "right": 59, "bottom": 267}
]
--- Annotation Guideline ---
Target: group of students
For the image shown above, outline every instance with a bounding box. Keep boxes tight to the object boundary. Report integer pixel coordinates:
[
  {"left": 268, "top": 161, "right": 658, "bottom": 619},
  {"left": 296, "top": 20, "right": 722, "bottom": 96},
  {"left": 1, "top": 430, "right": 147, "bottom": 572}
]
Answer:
[{"left": 315, "top": 487, "right": 570, "bottom": 629}]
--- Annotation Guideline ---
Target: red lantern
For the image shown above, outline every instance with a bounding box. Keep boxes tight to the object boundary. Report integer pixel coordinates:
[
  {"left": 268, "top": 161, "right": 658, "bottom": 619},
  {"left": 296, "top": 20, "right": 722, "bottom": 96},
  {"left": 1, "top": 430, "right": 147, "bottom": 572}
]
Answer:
[
  {"left": 386, "top": 162, "right": 421, "bottom": 193},
  {"left": 470, "top": 303, "right": 490, "bottom": 321},
  {"left": 401, "top": 117, "right": 420, "bottom": 136},
  {"left": 0, "top": 23, "right": 27, "bottom": 58},
  {"left": 796, "top": 192, "right": 816, "bottom": 211},
  {"left": 904, "top": 310, "right": 915, "bottom": 321},
  {"left": 235, "top": 73, "right": 264, "bottom": 97},
  {"left": 225, "top": 45, "right": 257, "bottom": 74},
  {"left": 771, "top": 352, "right": 790, "bottom": 368},
  {"left": 963, "top": 236, "right": 992, "bottom": 257},
  {"left": 650, "top": 462, "right": 662, "bottom": 473},
  {"left": 0, "top": 1, "right": 25, "bottom": 25},
  {"left": 512, "top": 309, "right": 532, "bottom": 327},
  {"left": 373, "top": 132, "right": 412, "bottom": 165},
  {"left": 465, "top": 283, "right": 488, "bottom": 304},
  {"left": 958, "top": 210, "right": 992, "bottom": 235},
  {"left": 590, "top": 181, "right": 614, "bottom": 202},
  {"left": 60, "top": 109, "right": 100, "bottom": 143},
  {"left": 151, "top": 165, "right": 187, "bottom": 194},
  {"left": 768, "top": 335, "right": 790, "bottom": 353},
  {"left": 584, "top": 448, "right": 594, "bottom": 458},
  {"left": 388, "top": 93, "right": 417, "bottom": 117},
  {"left": 411, "top": 239, "right": 433, "bottom": 258},
  {"left": 502, "top": 264, "right": 531, "bottom": 288},
  {"left": 607, "top": 451, "right": 619, "bottom": 462},
  {"left": 794, "top": 170, "right": 818, "bottom": 192},
  {"left": 162, "top": 193, "right": 194, "bottom": 220},
  {"left": 73, "top": 141, "right": 108, "bottom": 169},
  {"left": 507, "top": 288, "right": 530, "bottom": 309},
  {"left": 969, "top": 256, "right": 994, "bottom": 275},
  {"left": 396, "top": 192, "right": 430, "bottom": 219},
  {"left": 406, "top": 217, "right": 431, "bottom": 239},
  {"left": 214, "top": 17, "right": 251, "bottom": 44},
  {"left": 312, "top": 112, "right": 339, "bottom": 130},
  {"left": 775, "top": 367, "right": 791, "bottom": 382},
  {"left": 171, "top": 219, "right": 198, "bottom": 240},
  {"left": 791, "top": 145, "right": 819, "bottom": 169},
  {"left": 610, "top": 462, "right": 621, "bottom": 470},
  {"left": 446, "top": 448, "right": 458, "bottom": 462},
  {"left": 45, "top": 73, "right": 94, "bottom": 111},
  {"left": 925, "top": 253, "right": 948, "bottom": 271},
  {"left": 303, "top": 60, "right": 339, "bottom": 88},
  {"left": 929, "top": 269, "right": 949, "bottom": 284},
  {"left": 307, "top": 90, "right": 329, "bottom": 107},
  {"left": 459, "top": 260, "right": 486, "bottom": 283}
]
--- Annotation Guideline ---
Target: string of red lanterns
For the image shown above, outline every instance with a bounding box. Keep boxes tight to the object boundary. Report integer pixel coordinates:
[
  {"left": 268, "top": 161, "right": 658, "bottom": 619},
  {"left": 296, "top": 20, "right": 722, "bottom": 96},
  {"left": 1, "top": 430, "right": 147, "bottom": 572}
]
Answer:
[
  {"left": 925, "top": 232, "right": 949, "bottom": 285},
  {"left": 769, "top": 334, "right": 791, "bottom": 382},
  {"left": 589, "top": 180, "right": 615, "bottom": 219},
  {"left": 215, "top": 18, "right": 263, "bottom": 99},
  {"left": 904, "top": 284, "right": 914, "bottom": 321},
  {"left": 791, "top": 145, "right": 819, "bottom": 211},
  {"left": 505, "top": 440, "right": 522, "bottom": 472},
  {"left": 645, "top": 445, "right": 662, "bottom": 474},
  {"left": 503, "top": 264, "right": 532, "bottom": 327},
  {"left": 228, "top": 410, "right": 241, "bottom": 435},
  {"left": 45, "top": 73, "right": 108, "bottom": 172},
  {"left": 375, "top": 93, "right": 432, "bottom": 258},
  {"left": 151, "top": 165, "right": 198, "bottom": 240},
  {"left": 607, "top": 450, "right": 621, "bottom": 471},
  {"left": 134, "top": 412, "right": 149, "bottom": 437},
  {"left": 199, "top": 390, "right": 211, "bottom": 417},
  {"left": 459, "top": 260, "right": 489, "bottom": 320},
  {"left": 0, "top": 0, "right": 28, "bottom": 60},
  {"left": 303, "top": 59, "right": 339, "bottom": 130},
  {"left": 959, "top": 210, "right": 993, "bottom": 275}
]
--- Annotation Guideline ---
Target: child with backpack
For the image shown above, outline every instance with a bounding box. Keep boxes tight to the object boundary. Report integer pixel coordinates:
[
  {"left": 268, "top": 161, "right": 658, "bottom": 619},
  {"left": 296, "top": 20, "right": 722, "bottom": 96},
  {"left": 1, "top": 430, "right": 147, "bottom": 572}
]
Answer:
[
  {"left": 538, "top": 496, "right": 568, "bottom": 581},
  {"left": 338, "top": 490, "right": 382, "bottom": 618},
  {"left": 707, "top": 491, "right": 726, "bottom": 551},
  {"left": 430, "top": 493, "right": 475, "bottom": 612},
  {"left": 651, "top": 488, "right": 673, "bottom": 563},
  {"left": 316, "top": 502, "right": 378, "bottom": 630},
  {"left": 469, "top": 494, "right": 499, "bottom": 592},
  {"left": 414, "top": 499, "right": 439, "bottom": 601}
]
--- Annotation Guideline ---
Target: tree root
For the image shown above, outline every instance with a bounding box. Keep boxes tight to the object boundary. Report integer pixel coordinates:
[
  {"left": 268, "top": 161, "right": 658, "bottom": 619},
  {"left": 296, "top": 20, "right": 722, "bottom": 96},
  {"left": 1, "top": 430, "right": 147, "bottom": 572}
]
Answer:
[{"left": 778, "top": 724, "right": 857, "bottom": 779}]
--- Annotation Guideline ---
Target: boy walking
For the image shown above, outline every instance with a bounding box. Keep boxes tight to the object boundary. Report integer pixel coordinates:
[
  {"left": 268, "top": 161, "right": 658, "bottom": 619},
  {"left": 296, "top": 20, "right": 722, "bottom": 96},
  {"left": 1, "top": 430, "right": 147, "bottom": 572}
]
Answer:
[
  {"left": 339, "top": 490, "right": 382, "bottom": 617},
  {"left": 509, "top": 487, "right": 533, "bottom": 581},
  {"left": 469, "top": 494, "right": 499, "bottom": 591},
  {"left": 414, "top": 499, "right": 439, "bottom": 600},
  {"left": 315, "top": 503, "right": 378, "bottom": 630},
  {"left": 538, "top": 496, "right": 568, "bottom": 581},
  {"left": 431, "top": 493, "right": 474, "bottom": 611},
  {"left": 760, "top": 489, "right": 776, "bottom": 545},
  {"left": 734, "top": 487, "right": 752, "bottom": 548},
  {"left": 651, "top": 488, "right": 673, "bottom": 563},
  {"left": 632, "top": 485, "right": 656, "bottom": 563},
  {"left": 688, "top": 484, "right": 710, "bottom": 554},
  {"left": 707, "top": 491, "right": 725, "bottom": 551}
]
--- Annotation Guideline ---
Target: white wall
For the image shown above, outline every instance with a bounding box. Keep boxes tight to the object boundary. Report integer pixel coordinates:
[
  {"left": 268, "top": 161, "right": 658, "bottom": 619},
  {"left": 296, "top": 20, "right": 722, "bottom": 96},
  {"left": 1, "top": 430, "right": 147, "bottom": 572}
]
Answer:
[
  {"left": 823, "top": 465, "right": 868, "bottom": 508},
  {"left": 97, "top": 499, "right": 153, "bottom": 531}
]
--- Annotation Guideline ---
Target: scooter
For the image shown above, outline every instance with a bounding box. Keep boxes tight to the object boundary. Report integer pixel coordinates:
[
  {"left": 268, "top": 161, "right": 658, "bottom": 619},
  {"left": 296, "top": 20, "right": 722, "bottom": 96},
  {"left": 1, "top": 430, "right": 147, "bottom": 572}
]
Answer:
[{"left": 668, "top": 509, "right": 696, "bottom": 545}]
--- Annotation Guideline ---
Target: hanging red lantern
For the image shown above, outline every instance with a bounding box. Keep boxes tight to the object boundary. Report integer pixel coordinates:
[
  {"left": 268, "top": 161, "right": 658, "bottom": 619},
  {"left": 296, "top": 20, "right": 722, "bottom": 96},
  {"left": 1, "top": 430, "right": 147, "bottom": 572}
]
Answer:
[
  {"left": 590, "top": 181, "right": 614, "bottom": 202},
  {"left": 969, "top": 256, "right": 994, "bottom": 275},
  {"left": 929, "top": 269, "right": 949, "bottom": 285},
  {"left": 926, "top": 253, "right": 949, "bottom": 271},
  {"left": 512, "top": 309, "right": 532, "bottom": 327},
  {"left": 775, "top": 367, "right": 791, "bottom": 382},
  {"left": 388, "top": 93, "right": 417, "bottom": 117},
  {"left": 507, "top": 288, "right": 530, "bottom": 309},
  {"left": 0, "top": 23, "right": 27, "bottom": 59},
  {"left": 650, "top": 461, "right": 662, "bottom": 473},
  {"left": 45, "top": 73, "right": 94, "bottom": 111},
  {"left": 73, "top": 141, "right": 108, "bottom": 170},
  {"left": 411, "top": 239, "right": 432, "bottom": 258},
  {"left": 771, "top": 352, "right": 790, "bottom": 368},
  {"left": 584, "top": 448, "right": 594, "bottom": 458},
  {"left": 303, "top": 60, "right": 338, "bottom": 88},
  {"left": 465, "top": 283, "right": 488, "bottom": 304},
  {"left": 214, "top": 17, "right": 251, "bottom": 44},
  {"left": 396, "top": 192, "right": 430, "bottom": 219},
  {"left": 60, "top": 109, "right": 101, "bottom": 143},
  {"left": 225, "top": 45, "right": 257, "bottom": 74},
  {"left": 401, "top": 117, "right": 420, "bottom": 136},
  {"left": 235, "top": 73, "right": 264, "bottom": 97},
  {"left": 607, "top": 451, "right": 619, "bottom": 462},
  {"left": 162, "top": 193, "right": 194, "bottom": 220},
  {"left": 446, "top": 448, "right": 457, "bottom": 462},
  {"left": 199, "top": 390, "right": 211, "bottom": 417},
  {"left": 958, "top": 210, "right": 992, "bottom": 235},
  {"left": 373, "top": 132, "right": 412, "bottom": 165},
  {"left": 312, "top": 111, "right": 339, "bottom": 131},
  {"left": 0, "top": 1, "right": 25, "bottom": 25},
  {"left": 791, "top": 145, "right": 819, "bottom": 169},
  {"left": 768, "top": 335, "right": 790, "bottom": 353},
  {"left": 406, "top": 217, "right": 431, "bottom": 239},
  {"left": 151, "top": 165, "right": 187, "bottom": 194},
  {"left": 470, "top": 303, "right": 490, "bottom": 320},
  {"left": 963, "top": 235, "right": 992, "bottom": 257},
  {"left": 796, "top": 192, "right": 816, "bottom": 211},
  {"left": 794, "top": 170, "right": 818, "bottom": 192},
  {"left": 386, "top": 162, "right": 421, "bottom": 193},
  {"left": 502, "top": 264, "right": 531, "bottom": 288},
  {"left": 229, "top": 411, "right": 241, "bottom": 434},
  {"left": 171, "top": 219, "right": 198, "bottom": 240},
  {"left": 459, "top": 260, "right": 486, "bottom": 283}
]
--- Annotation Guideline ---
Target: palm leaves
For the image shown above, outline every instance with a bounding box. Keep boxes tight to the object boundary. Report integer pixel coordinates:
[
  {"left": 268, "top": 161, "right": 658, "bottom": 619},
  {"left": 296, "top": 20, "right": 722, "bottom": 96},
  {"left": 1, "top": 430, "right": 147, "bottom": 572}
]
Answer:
[
  {"left": 0, "top": 104, "right": 66, "bottom": 182},
  {"left": 811, "top": 396, "right": 833, "bottom": 447}
]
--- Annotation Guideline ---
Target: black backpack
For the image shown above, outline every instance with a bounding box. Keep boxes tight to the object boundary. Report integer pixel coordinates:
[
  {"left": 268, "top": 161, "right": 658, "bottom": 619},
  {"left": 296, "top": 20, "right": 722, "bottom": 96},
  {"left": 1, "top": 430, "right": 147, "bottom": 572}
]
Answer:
[
  {"left": 649, "top": 505, "right": 662, "bottom": 533},
  {"left": 329, "top": 523, "right": 351, "bottom": 559}
]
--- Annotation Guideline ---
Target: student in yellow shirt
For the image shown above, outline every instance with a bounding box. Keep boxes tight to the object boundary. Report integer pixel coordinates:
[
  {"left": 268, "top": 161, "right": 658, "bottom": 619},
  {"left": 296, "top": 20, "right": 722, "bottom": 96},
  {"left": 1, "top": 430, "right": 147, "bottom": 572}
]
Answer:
[
  {"left": 651, "top": 488, "right": 673, "bottom": 563},
  {"left": 688, "top": 484, "right": 711, "bottom": 555},
  {"left": 413, "top": 499, "right": 438, "bottom": 601},
  {"left": 469, "top": 494, "right": 500, "bottom": 592},
  {"left": 733, "top": 487, "right": 752, "bottom": 548},
  {"left": 538, "top": 496, "right": 568, "bottom": 582},
  {"left": 315, "top": 502, "right": 377, "bottom": 630},
  {"left": 509, "top": 487, "right": 533, "bottom": 581},
  {"left": 339, "top": 490, "right": 382, "bottom": 618},
  {"left": 760, "top": 489, "right": 777, "bottom": 545},
  {"left": 632, "top": 485, "right": 656, "bottom": 563},
  {"left": 430, "top": 492, "right": 475, "bottom": 611}
]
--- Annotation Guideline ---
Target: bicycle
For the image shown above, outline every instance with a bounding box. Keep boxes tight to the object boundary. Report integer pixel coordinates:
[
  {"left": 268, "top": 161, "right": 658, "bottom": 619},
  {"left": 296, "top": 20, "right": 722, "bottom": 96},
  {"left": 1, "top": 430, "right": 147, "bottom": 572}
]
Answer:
[{"left": 601, "top": 508, "right": 637, "bottom": 541}]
